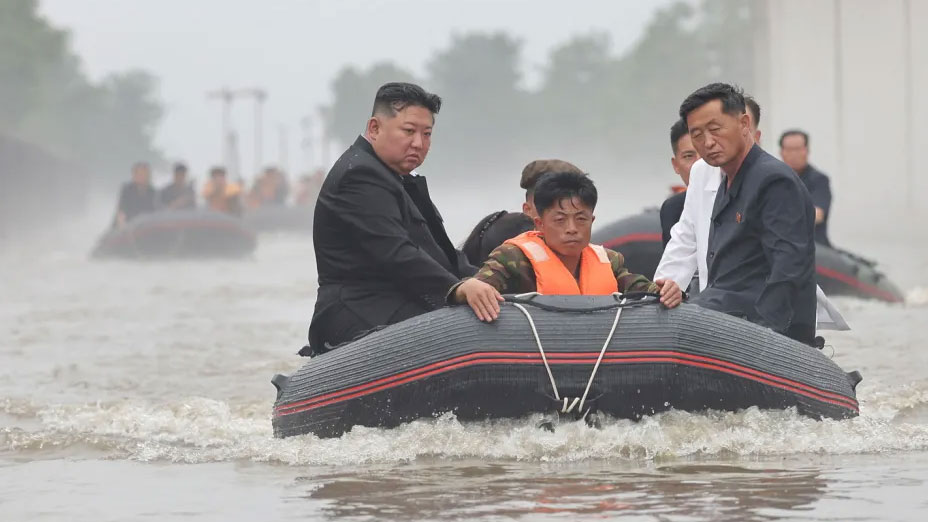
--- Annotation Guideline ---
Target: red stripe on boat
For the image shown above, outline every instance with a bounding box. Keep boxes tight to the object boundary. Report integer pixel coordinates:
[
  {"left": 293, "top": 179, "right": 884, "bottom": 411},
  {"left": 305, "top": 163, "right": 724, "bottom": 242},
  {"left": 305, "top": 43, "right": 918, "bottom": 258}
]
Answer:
[
  {"left": 275, "top": 350, "right": 858, "bottom": 416},
  {"left": 601, "top": 233, "right": 662, "bottom": 249},
  {"left": 815, "top": 266, "right": 902, "bottom": 303}
]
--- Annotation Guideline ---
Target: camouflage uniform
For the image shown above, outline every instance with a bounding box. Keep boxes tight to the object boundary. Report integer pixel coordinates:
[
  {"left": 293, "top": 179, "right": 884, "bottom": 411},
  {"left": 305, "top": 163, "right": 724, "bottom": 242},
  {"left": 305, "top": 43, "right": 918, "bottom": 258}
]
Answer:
[{"left": 474, "top": 243, "right": 659, "bottom": 295}]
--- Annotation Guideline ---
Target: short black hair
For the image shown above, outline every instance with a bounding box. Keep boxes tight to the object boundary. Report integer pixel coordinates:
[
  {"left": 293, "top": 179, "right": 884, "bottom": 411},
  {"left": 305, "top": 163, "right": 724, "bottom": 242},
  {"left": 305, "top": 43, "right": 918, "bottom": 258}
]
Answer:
[
  {"left": 131, "top": 161, "right": 150, "bottom": 172},
  {"left": 779, "top": 129, "right": 809, "bottom": 148},
  {"left": 209, "top": 166, "right": 226, "bottom": 177},
  {"left": 670, "top": 118, "right": 689, "bottom": 154},
  {"left": 745, "top": 96, "right": 761, "bottom": 127},
  {"left": 371, "top": 82, "right": 442, "bottom": 118},
  {"left": 533, "top": 171, "right": 598, "bottom": 216},
  {"left": 679, "top": 83, "right": 746, "bottom": 128},
  {"left": 173, "top": 162, "right": 188, "bottom": 174}
]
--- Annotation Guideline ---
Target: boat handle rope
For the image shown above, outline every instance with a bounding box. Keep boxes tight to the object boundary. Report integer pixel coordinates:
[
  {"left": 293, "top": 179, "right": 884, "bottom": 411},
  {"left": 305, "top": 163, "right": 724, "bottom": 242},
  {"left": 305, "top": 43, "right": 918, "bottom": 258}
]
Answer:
[{"left": 510, "top": 296, "right": 626, "bottom": 419}]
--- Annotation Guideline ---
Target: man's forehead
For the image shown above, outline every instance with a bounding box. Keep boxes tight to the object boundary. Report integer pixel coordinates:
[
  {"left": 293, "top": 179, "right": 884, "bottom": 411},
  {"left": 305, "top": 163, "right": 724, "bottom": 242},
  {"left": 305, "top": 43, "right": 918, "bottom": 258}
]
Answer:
[
  {"left": 395, "top": 106, "right": 434, "bottom": 126},
  {"left": 551, "top": 198, "right": 592, "bottom": 213},
  {"left": 688, "top": 100, "right": 737, "bottom": 125},
  {"left": 677, "top": 134, "right": 697, "bottom": 152}
]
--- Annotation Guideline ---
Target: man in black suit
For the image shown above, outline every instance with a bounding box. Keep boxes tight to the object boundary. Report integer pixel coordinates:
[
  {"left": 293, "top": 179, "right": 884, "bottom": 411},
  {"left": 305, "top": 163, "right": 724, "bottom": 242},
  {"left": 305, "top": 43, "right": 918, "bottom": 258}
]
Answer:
[
  {"left": 306, "top": 82, "right": 487, "bottom": 354},
  {"left": 680, "top": 83, "right": 816, "bottom": 344},
  {"left": 780, "top": 129, "right": 833, "bottom": 246}
]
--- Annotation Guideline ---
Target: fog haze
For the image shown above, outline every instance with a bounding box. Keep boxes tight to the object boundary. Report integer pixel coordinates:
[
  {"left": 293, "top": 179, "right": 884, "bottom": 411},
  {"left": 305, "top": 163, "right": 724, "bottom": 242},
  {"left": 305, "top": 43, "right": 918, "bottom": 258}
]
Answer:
[{"left": 40, "top": 0, "right": 674, "bottom": 176}]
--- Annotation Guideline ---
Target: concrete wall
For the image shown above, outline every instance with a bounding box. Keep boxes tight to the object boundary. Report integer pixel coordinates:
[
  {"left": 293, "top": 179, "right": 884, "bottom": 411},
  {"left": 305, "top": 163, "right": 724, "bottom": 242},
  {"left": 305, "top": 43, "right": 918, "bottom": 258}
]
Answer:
[{"left": 756, "top": 0, "right": 926, "bottom": 243}]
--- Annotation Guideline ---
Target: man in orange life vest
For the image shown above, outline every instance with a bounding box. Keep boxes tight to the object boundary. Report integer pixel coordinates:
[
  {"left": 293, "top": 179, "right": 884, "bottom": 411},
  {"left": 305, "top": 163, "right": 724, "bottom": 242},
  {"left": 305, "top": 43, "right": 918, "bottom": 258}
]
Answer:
[{"left": 451, "top": 171, "right": 683, "bottom": 320}]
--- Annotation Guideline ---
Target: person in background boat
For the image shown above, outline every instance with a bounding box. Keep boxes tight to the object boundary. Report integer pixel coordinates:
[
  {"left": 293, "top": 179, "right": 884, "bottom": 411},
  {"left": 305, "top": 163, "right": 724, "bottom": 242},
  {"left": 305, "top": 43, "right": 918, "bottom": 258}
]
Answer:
[
  {"left": 660, "top": 119, "right": 701, "bottom": 247},
  {"left": 306, "top": 82, "right": 476, "bottom": 354},
  {"left": 452, "top": 171, "right": 683, "bottom": 321},
  {"left": 158, "top": 162, "right": 196, "bottom": 210},
  {"left": 294, "top": 170, "right": 325, "bottom": 207},
  {"left": 678, "top": 83, "right": 816, "bottom": 344},
  {"left": 202, "top": 166, "right": 243, "bottom": 216},
  {"left": 112, "top": 161, "right": 156, "bottom": 229},
  {"left": 461, "top": 159, "right": 583, "bottom": 266},
  {"left": 246, "top": 166, "right": 289, "bottom": 209},
  {"left": 780, "top": 129, "right": 832, "bottom": 247}
]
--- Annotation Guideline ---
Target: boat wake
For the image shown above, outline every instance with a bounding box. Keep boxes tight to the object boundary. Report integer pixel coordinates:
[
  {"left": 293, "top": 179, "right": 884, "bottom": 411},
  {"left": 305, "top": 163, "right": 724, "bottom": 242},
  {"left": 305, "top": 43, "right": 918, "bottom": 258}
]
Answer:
[{"left": 4, "top": 381, "right": 928, "bottom": 466}]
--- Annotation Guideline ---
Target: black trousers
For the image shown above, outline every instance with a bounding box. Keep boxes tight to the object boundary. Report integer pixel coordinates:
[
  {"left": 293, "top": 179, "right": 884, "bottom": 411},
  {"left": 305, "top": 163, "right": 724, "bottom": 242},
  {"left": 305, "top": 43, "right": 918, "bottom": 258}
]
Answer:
[{"left": 305, "top": 299, "right": 428, "bottom": 355}]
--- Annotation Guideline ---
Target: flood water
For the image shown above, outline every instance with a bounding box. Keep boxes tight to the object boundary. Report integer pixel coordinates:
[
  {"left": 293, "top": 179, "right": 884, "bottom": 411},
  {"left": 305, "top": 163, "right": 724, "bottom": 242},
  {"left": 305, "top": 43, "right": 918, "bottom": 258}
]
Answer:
[{"left": 3, "top": 208, "right": 928, "bottom": 521}]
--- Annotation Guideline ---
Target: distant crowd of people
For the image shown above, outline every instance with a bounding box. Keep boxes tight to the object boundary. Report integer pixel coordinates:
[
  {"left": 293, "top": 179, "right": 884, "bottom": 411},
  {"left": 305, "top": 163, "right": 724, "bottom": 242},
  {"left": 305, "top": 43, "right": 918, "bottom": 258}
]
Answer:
[{"left": 111, "top": 162, "right": 325, "bottom": 229}]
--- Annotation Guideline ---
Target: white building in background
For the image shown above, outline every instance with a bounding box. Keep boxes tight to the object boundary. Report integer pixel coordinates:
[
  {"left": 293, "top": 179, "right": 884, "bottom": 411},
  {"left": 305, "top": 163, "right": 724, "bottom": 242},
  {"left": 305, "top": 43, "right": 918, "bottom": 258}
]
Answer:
[{"left": 754, "top": 0, "right": 927, "bottom": 242}]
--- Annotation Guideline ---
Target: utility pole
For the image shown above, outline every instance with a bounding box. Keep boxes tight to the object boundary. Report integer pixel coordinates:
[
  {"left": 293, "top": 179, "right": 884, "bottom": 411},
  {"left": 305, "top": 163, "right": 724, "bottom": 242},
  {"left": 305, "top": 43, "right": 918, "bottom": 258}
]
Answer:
[
  {"left": 206, "top": 88, "right": 235, "bottom": 172},
  {"left": 317, "top": 105, "right": 331, "bottom": 169},
  {"left": 300, "top": 115, "right": 314, "bottom": 173},
  {"left": 234, "top": 88, "right": 267, "bottom": 177},
  {"left": 277, "top": 123, "right": 289, "bottom": 174},
  {"left": 207, "top": 87, "right": 267, "bottom": 182}
]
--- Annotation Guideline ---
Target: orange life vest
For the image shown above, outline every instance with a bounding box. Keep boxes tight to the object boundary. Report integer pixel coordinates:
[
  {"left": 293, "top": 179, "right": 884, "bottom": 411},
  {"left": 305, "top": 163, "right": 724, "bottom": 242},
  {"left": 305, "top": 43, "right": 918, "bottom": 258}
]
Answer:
[{"left": 504, "top": 231, "right": 618, "bottom": 295}]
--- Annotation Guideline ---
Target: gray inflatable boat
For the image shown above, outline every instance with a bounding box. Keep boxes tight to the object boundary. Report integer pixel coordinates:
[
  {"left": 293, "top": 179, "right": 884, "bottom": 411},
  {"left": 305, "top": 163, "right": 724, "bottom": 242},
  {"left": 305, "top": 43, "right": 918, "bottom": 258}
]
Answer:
[{"left": 272, "top": 295, "right": 861, "bottom": 439}]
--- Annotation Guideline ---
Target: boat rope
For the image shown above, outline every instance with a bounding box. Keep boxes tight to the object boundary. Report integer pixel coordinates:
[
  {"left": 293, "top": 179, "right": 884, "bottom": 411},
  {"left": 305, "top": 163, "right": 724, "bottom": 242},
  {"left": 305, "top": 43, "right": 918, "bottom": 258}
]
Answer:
[
  {"left": 511, "top": 296, "right": 626, "bottom": 419},
  {"left": 511, "top": 302, "right": 561, "bottom": 403},
  {"left": 579, "top": 299, "right": 625, "bottom": 413}
]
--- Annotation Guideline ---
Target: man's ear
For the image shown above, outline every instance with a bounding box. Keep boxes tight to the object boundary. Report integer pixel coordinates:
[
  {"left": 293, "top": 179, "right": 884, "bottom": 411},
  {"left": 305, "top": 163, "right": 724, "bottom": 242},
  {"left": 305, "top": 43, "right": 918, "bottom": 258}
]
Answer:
[
  {"left": 533, "top": 215, "right": 543, "bottom": 230},
  {"left": 741, "top": 112, "right": 751, "bottom": 136},
  {"left": 366, "top": 117, "right": 380, "bottom": 140},
  {"left": 522, "top": 201, "right": 531, "bottom": 215}
]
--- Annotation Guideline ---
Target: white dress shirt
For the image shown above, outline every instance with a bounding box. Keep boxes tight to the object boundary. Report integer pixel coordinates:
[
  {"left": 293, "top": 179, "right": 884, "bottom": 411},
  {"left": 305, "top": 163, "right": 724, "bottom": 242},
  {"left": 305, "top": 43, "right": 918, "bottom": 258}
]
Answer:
[{"left": 655, "top": 159, "right": 849, "bottom": 331}]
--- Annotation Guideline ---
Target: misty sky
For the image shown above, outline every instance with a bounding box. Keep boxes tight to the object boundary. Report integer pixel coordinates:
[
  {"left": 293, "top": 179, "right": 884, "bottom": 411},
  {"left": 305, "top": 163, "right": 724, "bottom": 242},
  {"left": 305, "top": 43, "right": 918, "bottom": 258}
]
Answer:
[{"left": 40, "top": 0, "right": 674, "bottom": 179}]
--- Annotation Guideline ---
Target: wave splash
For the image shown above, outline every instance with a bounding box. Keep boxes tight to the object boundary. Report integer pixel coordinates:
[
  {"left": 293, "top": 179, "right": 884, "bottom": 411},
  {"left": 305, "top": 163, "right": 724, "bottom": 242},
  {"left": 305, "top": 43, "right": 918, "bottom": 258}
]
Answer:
[{"left": 4, "top": 383, "right": 928, "bottom": 465}]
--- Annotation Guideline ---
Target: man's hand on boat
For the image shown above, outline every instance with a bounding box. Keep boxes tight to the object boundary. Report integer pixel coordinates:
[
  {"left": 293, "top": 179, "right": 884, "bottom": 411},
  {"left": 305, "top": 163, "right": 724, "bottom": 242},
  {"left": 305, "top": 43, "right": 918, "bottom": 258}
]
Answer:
[
  {"left": 655, "top": 278, "right": 684, "bottom": 308},
  {"left": 454, "top": 278, "right": 505, "bottom": 322}
]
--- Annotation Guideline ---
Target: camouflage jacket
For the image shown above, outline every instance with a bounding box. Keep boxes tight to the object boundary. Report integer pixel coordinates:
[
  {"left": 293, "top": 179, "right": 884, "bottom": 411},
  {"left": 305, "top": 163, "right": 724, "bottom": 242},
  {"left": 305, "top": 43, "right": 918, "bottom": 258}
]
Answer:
[{"left": 472, "top": 243, "right": 659, "bottom": 295}]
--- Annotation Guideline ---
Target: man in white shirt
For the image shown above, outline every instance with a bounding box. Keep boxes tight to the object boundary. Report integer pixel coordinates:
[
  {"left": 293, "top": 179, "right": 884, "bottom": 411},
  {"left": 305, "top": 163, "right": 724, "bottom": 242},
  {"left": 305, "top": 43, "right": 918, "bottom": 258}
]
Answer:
[{"left": 655, "top": 97, "right": 848, "bottom": 331}]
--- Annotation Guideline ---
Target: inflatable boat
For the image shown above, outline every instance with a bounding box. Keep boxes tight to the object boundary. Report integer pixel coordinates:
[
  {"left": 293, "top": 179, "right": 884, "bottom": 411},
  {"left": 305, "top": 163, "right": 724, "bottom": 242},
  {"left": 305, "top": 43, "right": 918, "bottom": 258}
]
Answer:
[
  {"left": 244, "top": 205, "right": 314, "bottom": 233},
  {"left": 592, "top": 209, "right": 904, "bottom": 303},
  {"left": 271, "top": 294, "right": 861, "bottom": 439},
  {"left": 92, "top": 209, "right": 257, "bottom": 259}
]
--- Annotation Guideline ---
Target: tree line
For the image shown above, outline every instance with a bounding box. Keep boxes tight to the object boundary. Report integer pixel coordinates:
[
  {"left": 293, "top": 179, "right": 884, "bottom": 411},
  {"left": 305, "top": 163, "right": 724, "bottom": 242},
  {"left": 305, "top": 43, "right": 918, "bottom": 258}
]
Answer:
[
  {"left": 322, "top": 0, "right": 758, "bottom": 179},
  {"left": 0, "top": 0, "right": 163, "bottom": 183}
]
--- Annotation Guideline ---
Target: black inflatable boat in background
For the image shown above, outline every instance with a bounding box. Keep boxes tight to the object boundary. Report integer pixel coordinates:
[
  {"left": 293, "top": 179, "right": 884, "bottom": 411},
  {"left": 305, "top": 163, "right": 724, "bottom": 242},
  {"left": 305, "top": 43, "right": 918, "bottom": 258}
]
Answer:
[
  {"left": 592, "top": 209, "right": 905, "bottom": 303},
  {"left": 92, "top": 209, "right": 257, "bottom": 259},
  {"left": 272, "top": 295, "right": 861, "bottom": 439},
  {"left": 244, "top": 205, "right": 314, "bottom": 234}
]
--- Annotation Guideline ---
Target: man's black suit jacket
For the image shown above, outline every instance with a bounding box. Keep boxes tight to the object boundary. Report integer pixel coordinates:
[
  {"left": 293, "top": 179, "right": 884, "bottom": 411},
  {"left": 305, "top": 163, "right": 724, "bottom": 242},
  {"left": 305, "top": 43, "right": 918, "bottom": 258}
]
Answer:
[{"left": 308, "top": 136, "right": 476, "bottom": 350}]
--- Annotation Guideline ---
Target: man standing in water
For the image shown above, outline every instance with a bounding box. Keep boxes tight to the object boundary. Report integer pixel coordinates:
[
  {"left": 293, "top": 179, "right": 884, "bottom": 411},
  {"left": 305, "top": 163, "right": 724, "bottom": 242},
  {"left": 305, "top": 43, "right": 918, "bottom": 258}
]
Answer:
[
  {"left": 780, "top": 129, "right": 833, "bottom": 246},
  {"left": 679, "top": 83, "right": 816, "bottom": 343},
  {"left": 306, "top": 82, "right": 479, "bottom": 354}
]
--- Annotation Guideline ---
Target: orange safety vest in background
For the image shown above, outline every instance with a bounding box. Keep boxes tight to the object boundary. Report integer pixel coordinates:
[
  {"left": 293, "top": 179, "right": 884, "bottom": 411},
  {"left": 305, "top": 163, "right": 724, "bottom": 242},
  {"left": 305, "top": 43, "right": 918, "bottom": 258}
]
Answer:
[{"left": 505, "top": 231, "right": 618, "bottom": 295}]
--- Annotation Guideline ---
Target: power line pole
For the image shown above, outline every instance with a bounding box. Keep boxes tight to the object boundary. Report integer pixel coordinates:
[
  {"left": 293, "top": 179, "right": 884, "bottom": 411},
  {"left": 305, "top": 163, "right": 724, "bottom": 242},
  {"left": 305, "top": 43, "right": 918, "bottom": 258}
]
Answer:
[
  {"left": 206, "top": 88, "right": 235, "bottom": 172},
  {"left": 207, "top": 87, "right": 268, "bottom": 182},
  {"left": 277, "top": 123, "right": 289, "bottom": 174},
  {"left": 234, "top": 88, "right": 267, "bottom": 177},
  {"left": 300, "top": 115, "right": 314, "bottom": 173}
]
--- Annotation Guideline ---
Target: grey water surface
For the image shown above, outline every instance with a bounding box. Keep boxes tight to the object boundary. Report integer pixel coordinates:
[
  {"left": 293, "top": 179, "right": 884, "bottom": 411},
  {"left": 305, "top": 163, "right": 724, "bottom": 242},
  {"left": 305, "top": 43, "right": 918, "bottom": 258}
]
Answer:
[{"left": 2, "top": 216, "right": 928, "bottom": 521}]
